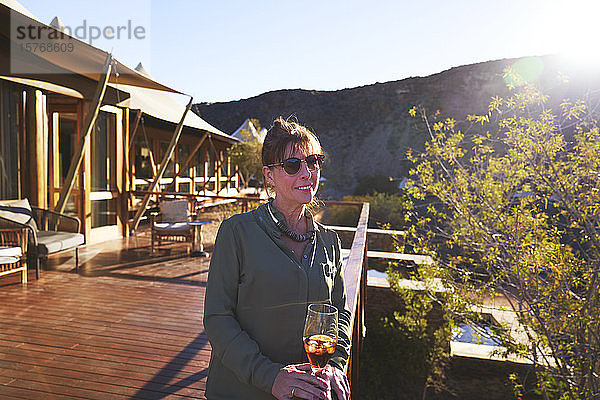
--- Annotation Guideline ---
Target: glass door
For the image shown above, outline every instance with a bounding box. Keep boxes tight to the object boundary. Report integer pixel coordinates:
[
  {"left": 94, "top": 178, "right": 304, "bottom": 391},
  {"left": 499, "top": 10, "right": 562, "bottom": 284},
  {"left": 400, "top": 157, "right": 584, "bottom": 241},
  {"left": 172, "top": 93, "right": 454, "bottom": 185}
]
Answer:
[
  {"left": 48, "top": 103, "right": 123, "bottom": 242},
  {"left": 90, "top": 110, "right": 117, "bottom": 229},
  {"left": 48, "top": 110, "right": 80, "bottom": 218}
]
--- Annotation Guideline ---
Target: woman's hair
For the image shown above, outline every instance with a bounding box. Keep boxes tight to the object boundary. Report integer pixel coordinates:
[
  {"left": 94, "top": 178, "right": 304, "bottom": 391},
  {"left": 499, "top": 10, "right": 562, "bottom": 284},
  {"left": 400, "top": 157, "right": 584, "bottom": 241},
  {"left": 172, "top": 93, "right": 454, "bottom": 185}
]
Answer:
[
  {"left": 261, "top": 117, "right": 324, "bottom": 211},
  {"left": 261, "top": 117, "right": 322, "bottom": 167}
]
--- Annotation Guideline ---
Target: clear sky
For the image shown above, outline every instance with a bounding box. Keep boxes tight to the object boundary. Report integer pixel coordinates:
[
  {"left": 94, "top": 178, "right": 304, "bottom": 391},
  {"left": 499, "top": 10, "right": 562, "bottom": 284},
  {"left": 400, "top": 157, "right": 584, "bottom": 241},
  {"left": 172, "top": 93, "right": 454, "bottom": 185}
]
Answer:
[{"left": 18, "top": 0, "right": 600, "bottom": 103}]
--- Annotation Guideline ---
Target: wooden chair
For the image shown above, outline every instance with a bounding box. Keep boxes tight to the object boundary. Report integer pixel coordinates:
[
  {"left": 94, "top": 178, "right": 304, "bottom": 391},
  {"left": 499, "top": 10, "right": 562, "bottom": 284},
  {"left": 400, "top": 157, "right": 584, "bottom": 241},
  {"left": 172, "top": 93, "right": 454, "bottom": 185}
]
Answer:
[
  {"left": 0, "top": 228, "right": 28, "bottom": 283},
  {"left": 150, "top": 198, "right": 195, "bottom": 253}
]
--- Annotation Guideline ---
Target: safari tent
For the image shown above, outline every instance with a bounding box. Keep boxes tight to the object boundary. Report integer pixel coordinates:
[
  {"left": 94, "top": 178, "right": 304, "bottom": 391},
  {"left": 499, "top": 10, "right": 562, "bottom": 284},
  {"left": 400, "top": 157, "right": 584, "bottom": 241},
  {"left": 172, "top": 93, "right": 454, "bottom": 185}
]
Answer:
[{"left": 0, "top": 0, "right": 239, "bottom": 244}]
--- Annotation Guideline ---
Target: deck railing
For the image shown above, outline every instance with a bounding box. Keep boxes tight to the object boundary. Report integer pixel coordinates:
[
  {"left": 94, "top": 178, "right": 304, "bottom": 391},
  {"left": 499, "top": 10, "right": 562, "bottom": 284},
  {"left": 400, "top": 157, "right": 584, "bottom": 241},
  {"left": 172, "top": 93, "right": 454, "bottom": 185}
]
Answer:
[
  {"left": 129, "top": 191, "right": 370, "bottom": 396},
  {"left": 130, "top": 190, "right": 263, "bottom": 215},
  {"left": 341, "top": 202, "right": 369, "bottom": 396}
]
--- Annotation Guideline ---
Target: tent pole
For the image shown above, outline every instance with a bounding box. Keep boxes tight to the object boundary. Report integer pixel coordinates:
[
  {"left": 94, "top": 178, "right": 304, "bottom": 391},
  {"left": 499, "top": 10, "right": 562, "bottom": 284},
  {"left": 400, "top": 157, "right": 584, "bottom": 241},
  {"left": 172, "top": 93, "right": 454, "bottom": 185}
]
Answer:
[
  {"left": 128, "top": 109, "right": 143, "bottom": 148},
  {"left": 238, "top": 169, "right": 247, "bottom": 188},
  {"left": 131, "top": 97, "right": 193, "bottom": 232},
  {"left": 54, "top": 54, "right": 112, "bottom": 215},
  {"left": 217, "top": 167, "right": 239, "bottom": 195},
  {"left": 164, "top": 132, "right": 208, "bottom": 192}
]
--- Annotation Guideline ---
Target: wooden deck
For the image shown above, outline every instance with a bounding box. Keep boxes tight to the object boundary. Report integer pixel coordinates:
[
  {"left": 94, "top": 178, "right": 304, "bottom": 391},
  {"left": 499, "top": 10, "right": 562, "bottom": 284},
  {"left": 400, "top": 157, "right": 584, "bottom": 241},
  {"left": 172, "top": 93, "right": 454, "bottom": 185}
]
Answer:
[{"left": 0, "top": 235, "right": 212, "bottom": 399}]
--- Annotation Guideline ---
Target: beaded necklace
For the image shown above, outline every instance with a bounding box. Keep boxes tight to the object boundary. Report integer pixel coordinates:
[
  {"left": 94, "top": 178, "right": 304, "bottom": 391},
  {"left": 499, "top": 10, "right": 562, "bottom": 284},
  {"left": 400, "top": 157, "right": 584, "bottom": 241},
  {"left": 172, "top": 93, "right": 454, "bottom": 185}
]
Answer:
[{"left": 267, "top": 203, "right": 314, "bottom": 242}]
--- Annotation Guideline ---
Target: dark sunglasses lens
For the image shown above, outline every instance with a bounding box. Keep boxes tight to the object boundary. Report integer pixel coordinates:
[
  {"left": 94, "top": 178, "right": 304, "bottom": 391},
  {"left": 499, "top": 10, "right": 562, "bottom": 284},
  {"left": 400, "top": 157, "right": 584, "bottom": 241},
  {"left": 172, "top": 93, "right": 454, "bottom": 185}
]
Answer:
[
  {"left": 306, "top": 155, "right": 321, "bottom": 171},
  {"left": 283, "top": 158, "right": 301, "bottom": 174}
]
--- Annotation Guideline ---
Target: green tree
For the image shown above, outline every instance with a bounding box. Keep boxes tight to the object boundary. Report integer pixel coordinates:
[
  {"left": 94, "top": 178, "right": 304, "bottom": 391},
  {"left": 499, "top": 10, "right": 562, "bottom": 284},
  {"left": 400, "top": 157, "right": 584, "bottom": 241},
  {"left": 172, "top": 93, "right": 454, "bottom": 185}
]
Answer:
[
  {"left": 227, "top": 128, "right": 263, "bottom": 190},
  {"left": 407, "top": 68, "right": 600, "bottom": 399}
]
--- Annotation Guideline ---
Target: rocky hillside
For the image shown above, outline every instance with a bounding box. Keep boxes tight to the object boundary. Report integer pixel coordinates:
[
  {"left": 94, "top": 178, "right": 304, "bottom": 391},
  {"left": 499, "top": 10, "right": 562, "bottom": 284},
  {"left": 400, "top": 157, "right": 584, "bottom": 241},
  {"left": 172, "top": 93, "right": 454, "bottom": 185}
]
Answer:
[{"left": 193, "top": 55, "right": 600, "bottom": 197}]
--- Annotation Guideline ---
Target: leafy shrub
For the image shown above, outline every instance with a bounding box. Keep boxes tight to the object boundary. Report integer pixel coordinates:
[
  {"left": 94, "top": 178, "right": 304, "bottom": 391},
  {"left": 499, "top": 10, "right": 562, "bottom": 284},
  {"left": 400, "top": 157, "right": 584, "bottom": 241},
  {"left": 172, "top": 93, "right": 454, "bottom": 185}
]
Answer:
[{"left": 408, "top": 68, "right": 600, "bottom": 398}]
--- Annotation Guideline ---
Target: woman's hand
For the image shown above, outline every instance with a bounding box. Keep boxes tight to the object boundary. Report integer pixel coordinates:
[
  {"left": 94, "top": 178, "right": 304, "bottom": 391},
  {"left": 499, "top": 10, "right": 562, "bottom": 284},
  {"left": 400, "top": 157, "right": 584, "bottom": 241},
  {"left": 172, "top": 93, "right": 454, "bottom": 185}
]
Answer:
[
  {"left": 272, "top": 364, "right": 329, "bottom": 400},
  {"left": 316, "top": 365, "right": 350, "bottom": 400}
]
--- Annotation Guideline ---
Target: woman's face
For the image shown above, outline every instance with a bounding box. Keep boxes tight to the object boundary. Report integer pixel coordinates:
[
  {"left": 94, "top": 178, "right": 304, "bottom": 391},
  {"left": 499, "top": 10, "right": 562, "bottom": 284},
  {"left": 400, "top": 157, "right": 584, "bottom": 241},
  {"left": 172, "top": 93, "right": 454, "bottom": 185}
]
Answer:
[{"left": 263, "top": 142, "right": 321, "bottom": 210}]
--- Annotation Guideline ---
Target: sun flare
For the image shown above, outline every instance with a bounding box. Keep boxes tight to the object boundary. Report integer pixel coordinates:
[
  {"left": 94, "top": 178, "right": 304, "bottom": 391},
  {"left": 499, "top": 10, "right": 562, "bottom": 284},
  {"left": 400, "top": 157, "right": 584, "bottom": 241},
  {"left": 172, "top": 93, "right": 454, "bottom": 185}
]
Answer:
[{"left": 542, "top": 0, "right": 600, "bottom": 68}]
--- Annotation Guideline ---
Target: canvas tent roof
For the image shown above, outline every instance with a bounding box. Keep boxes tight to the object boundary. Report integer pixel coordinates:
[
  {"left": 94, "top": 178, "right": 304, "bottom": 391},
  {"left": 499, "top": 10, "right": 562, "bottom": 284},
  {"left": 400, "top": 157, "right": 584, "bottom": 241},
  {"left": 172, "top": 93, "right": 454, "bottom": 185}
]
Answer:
[
  {"left": 0, "top": 1, "right": 235, "bottom": 142},
  {"left": 0, "top": 1, "right": 180, "bottom": 93},
  {"left": 49, "top": 16, "right": 65, "bottom": 31},
  {"left": 114, "top": 63, "right": 237, "bottom": 143},
  {"left": 1, "top": 0, "right": 34, "bottom": 19},
  {"left": 231, "top": 118, "right": 265, "bottom": 142},
  {"left": 0, "top": 30, "right": 134, "bottom": 103}
]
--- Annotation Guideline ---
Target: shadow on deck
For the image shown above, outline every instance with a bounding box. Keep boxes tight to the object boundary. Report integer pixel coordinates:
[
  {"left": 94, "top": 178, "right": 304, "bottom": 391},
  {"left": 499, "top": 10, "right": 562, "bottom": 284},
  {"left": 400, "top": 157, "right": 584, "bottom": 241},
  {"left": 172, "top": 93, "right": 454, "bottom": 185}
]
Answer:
[{"left": 0, "top": 232, "right": 213, "bottom": 399}]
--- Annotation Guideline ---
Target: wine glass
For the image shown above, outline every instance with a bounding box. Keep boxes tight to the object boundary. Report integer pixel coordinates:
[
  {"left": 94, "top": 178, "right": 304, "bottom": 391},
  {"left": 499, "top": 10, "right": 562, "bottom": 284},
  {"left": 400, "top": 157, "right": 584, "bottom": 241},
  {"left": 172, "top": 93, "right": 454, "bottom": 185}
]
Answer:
[{"left": 303, "top": 303, "right": 338, "bottom": 373}]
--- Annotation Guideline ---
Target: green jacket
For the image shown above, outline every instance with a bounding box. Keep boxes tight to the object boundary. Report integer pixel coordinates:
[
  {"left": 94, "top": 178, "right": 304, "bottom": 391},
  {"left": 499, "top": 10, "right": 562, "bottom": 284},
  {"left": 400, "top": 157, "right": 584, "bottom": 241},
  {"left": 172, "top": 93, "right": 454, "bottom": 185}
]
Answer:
[{"left": 203, "top": 201, "right": 352, "bottom": 399}]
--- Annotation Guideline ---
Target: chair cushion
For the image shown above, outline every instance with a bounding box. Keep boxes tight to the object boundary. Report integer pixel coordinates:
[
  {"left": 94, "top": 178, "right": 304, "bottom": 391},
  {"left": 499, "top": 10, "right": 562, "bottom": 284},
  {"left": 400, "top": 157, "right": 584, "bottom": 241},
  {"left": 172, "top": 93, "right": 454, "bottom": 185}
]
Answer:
[
  {"left": 154, "top": 222, "right": 191, "bottom": 234},
  {"left": 0, "top": 256, "right": 20, "bottom": 265},
  {"left": 36, "top": 230, "right": 84, "bottom": 255},
  {"left": 160, "top": 199, "right": 190, "bottom": 223},
  {"left": 0, "top": 246, "right": 22, "bottom": 258},
  {"left": 0, "top": 199, "right": 38, "bottom": 232}
]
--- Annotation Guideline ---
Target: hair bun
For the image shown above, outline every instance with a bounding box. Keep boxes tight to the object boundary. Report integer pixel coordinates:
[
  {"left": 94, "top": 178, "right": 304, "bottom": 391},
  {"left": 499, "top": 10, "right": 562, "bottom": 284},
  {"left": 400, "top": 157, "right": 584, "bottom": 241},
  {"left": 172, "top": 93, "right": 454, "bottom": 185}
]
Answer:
[{"left": 271, "top": 117, "right": 287, "bottom": 131}]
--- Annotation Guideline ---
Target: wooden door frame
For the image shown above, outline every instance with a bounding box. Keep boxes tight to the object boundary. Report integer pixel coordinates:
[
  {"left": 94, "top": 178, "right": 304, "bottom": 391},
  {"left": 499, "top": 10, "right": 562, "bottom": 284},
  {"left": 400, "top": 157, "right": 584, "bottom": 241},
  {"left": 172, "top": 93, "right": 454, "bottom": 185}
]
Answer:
[
  {"left": 47, "top": 100, "right": 82, "bottom": 225},
  {"left": 88, "top": 104, "right": 123, "bottom": 243}
]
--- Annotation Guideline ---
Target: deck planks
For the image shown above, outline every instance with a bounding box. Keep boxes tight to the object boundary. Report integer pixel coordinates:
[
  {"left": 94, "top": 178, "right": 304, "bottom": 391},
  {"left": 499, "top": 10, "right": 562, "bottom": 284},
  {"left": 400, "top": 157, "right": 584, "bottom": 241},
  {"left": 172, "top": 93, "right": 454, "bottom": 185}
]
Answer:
[{"left": 0, "top": 238, "right": 212, "bottom": 399}]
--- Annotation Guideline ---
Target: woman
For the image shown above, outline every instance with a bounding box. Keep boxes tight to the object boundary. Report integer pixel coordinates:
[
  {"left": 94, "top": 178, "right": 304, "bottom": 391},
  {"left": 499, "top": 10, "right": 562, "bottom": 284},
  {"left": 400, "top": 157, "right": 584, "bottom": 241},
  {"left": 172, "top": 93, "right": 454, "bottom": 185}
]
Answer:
[{"left": 204, "top": 117, "right": 351, "bottom": 400}]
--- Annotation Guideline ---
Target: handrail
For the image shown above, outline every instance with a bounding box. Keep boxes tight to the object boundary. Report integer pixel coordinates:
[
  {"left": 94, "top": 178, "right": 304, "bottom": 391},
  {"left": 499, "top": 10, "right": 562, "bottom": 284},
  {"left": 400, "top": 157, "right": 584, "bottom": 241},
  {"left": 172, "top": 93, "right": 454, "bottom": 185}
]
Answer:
[
  {"left": 324, "top": 224, "right": 406, "bottom": 237},
  {"left": 342, "top": 202, "right": 369, "bottom": 396},
  {"left": 130, "top": 190, "right": 267, "bottom": 216},
  {"left": 130, "top": 191, "right": 365, "bottom": 215},
  {"left": 131, "top": 190, "right": 365, "bottom": 206}
]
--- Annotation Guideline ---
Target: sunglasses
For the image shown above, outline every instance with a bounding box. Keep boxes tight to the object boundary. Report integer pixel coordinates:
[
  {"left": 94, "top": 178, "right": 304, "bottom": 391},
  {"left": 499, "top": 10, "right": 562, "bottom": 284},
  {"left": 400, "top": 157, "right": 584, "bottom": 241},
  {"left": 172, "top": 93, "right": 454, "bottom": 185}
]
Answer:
[{"left": 266, "top": 154, "right": 325, "bottom": 175}]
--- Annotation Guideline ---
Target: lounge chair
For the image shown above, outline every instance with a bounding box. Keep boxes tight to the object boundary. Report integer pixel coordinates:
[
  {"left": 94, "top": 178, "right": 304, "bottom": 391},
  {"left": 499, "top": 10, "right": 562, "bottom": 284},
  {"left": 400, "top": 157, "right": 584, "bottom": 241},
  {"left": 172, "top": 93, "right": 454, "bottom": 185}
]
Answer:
[
  {"left": 151, "top": 198, "right": 196, "bottom": 253},
  {"left": 0, "top": 199, "right": 84, "bottom": 278}
]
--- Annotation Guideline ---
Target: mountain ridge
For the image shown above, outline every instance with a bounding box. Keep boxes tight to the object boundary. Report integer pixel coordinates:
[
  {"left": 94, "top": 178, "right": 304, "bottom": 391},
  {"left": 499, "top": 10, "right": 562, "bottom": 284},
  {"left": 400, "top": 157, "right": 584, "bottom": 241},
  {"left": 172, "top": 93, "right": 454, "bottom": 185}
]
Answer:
[{"left": 193, "top": 55, "right": 600, "bottom": 197}]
